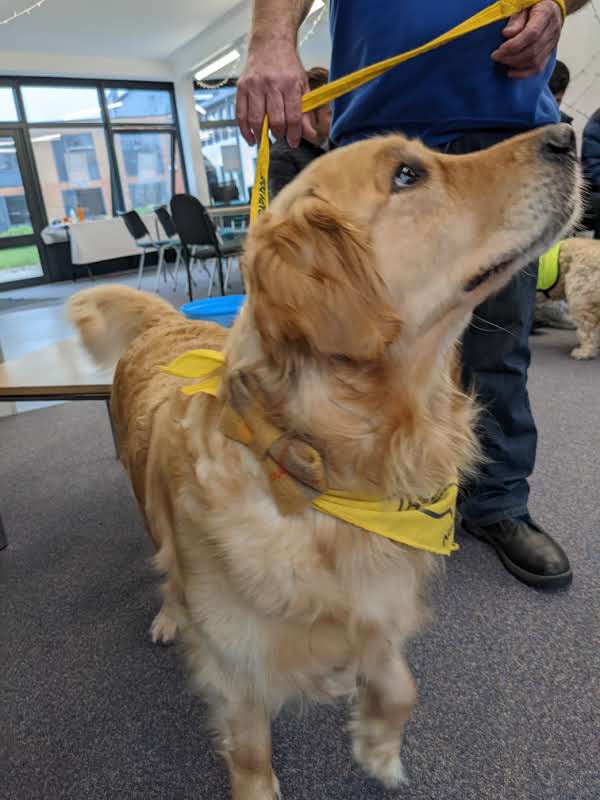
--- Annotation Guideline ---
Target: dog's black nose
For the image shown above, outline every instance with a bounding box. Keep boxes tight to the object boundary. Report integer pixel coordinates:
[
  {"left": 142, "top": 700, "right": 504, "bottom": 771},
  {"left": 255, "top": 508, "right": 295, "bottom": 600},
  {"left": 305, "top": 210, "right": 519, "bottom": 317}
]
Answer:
[{"left": 541, "top": 124, "right": 576, "bottom": 160}]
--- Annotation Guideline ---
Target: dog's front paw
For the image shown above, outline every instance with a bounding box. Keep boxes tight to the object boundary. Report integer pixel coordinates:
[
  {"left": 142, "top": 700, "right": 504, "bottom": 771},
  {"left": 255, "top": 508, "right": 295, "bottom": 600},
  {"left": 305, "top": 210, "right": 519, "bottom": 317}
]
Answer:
[
  {"left": 231, "top": 771, "right": 281, "bottom": 800},
  {"left": 571, "top": 347, "right": 597, "bottom": 361},
  {"left": 352, "top": 721, "right": 408, "bottom": 789},
  {"left": 150, "top": 607, "right": 178, "bottom": 644}
]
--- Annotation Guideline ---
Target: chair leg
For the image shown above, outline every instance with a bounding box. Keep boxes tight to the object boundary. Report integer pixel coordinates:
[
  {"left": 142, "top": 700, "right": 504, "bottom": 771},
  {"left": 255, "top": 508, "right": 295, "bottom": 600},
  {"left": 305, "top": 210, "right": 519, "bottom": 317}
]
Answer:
[
  {"left": 136, "top": 251, "right": 146, "bottom": 289},
  {"left": 184, "top": 251, "right": 193, "bottom": 302},
  {"left": 173, "top": 248, "right": 181, "bottom": 293},
  {"left": 155, "top": 247, "right": 165, "bottom": 293},
  {"left": 216, "top": 255, "right": 225, "bottom": 296},
  {"left": 207, "top": 259, "right": 216, "bottom": 297},
  {"left": 224, "top": 257, "right": 232, "bottom": 291}
]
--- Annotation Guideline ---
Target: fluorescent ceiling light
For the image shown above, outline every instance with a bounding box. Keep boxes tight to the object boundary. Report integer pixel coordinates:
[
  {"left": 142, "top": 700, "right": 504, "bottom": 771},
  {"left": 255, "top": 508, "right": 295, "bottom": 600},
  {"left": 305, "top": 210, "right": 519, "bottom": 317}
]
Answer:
[
  {"left": 30, "top": 133, "right": 61, "bottom": 142},
  {"left": 195, "top": 104, "right": 207, "bottom": 115},
  {"left": 195, "top": 49, "right": 240, "bottom": 82},
  {"left": 308, "top": 0, "right": 325, "bottom": 16},
  {"left": 106, "top": 101, "right": 123, "bottom": 110}
]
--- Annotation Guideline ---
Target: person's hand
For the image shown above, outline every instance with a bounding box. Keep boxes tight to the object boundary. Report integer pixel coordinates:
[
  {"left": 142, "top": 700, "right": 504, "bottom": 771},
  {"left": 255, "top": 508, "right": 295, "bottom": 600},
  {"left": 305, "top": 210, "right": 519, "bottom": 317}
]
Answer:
[
  {"left": 236, "top": 40, "right": 315, "bottom": 148},
  {"left": 492, "top": 0, "right": 563, "bottom": 79}
]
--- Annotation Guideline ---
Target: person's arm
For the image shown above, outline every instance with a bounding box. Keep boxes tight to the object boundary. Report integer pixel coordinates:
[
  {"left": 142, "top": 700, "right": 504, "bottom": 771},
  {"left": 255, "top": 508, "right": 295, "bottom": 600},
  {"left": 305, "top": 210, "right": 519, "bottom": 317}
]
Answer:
[
  {"left": 236, "top": 0, "right": 314, "bottom": 148},
  {"left": 494, "top": 0, "right": 591, "bottom": 79}
]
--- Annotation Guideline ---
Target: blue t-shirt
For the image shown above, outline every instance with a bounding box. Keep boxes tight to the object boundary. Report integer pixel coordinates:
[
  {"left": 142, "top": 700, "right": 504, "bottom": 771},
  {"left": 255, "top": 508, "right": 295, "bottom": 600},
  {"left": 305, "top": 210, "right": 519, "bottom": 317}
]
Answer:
[{"left": 329, "top": 0, "right": 560, "bottom": 147}]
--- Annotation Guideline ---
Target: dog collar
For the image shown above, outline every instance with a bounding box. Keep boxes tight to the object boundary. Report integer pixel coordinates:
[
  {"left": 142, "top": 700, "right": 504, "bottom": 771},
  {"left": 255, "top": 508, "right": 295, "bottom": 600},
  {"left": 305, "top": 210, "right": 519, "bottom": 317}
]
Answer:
[{"left": 161, "top": 349, "right": 459, "bottom": 556}]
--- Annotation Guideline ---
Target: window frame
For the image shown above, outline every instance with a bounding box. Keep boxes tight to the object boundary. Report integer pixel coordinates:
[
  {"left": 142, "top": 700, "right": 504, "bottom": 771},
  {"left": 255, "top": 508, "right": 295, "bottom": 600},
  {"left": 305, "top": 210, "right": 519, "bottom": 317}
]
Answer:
[{"left": 0, "top": 76, "right": 188, "bottom": 221}]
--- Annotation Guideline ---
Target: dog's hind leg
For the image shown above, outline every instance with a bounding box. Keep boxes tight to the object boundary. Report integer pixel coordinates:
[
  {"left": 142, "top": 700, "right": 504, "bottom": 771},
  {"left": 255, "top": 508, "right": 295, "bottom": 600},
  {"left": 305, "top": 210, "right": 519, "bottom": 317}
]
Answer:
[
  {"left": 351, "top": 644, "right": 415, "bottom": 789},
  {"left": 571, "top": 317, "right": 600, "bottom": 360},
  {"left": 214, "top": 698, "right": 280, "bottom": 800}
]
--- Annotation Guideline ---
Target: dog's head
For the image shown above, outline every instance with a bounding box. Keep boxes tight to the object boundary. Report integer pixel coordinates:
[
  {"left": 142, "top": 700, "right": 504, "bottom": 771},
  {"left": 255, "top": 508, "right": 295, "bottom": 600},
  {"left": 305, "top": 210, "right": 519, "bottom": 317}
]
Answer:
[{"left": 243, "top": 125, "right": 581, "bottom": 362}]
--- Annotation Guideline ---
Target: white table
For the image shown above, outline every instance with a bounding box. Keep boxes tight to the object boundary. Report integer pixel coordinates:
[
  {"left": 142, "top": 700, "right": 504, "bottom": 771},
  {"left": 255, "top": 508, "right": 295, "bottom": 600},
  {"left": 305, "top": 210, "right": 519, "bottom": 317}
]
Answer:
[{"left": 42, "top": 214, "right": 167, "bottom": 266}]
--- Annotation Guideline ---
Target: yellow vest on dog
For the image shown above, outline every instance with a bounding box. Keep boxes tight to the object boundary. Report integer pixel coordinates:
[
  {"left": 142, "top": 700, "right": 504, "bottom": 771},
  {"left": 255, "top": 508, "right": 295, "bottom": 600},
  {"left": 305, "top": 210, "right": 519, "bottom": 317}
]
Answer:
[
  {"left": 161, "top": 349, "right": 459, "bottom": 556},
  {"left": 537, "top": 242, "right": 562, "bottom": 293}
]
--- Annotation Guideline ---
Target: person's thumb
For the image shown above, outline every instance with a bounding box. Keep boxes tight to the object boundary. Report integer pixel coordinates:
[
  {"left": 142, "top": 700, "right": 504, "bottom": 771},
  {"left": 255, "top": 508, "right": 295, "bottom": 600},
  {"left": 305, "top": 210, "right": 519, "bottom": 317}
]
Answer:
[{"left": 502, "top": 9, "right": 528, "bottom": 37}]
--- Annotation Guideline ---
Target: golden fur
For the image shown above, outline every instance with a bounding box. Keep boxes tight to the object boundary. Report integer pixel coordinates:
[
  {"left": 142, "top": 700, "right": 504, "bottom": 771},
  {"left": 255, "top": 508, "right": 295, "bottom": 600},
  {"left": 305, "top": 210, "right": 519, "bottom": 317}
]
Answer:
[
  {"left": 546, "top": 237, "right": 600, "bottom": 359},
  {"left": 68, "top": 129, "right": 580, "bottom": 799}
]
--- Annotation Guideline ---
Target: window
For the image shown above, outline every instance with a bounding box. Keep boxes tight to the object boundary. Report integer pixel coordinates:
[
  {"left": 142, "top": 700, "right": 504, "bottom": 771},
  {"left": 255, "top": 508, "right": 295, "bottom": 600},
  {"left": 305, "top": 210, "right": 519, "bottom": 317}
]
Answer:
[
  {"left": 120, "top": 133, "right": 164, "bottom": 178},
  {"left": 129, "top": 182, "right": 167, "bottom": 209},
  {"left": 195, "top": 84, "right": 257, "bottom": 204},
  {"left": 103, "top": 88, "right": 174, "bottom": 124},
  {"left": 0, "top": 147, "right": 21, "bottom": 189},
  {"left": 22, "top": 85, "right": 102, "bottom": 123},
  {"left": 0, "top": 244, "right": 41, "bottom": 284},
  {"left": 0, "top": 87, "right": 18, "bottom": 122},
  {"left": 0, "top": 136, "right": 33, "bottom": 237},
  {"left": 62, "top": 188, "right": 106, "bottom": 218},
  {"left": 114, "top": 131, "right": 184, "bottom": 212},
  {"left": 30, "top": 128, "right": 112, "bottom": 222},
  {"left": 0, "top": 79, "right": 187, "bottom": 287},
  {"left": 22, "top": 82, "right": 185, "bottom": 223},
  {"left": 52, "top": 134, "right": 100, "bottom": 182}
]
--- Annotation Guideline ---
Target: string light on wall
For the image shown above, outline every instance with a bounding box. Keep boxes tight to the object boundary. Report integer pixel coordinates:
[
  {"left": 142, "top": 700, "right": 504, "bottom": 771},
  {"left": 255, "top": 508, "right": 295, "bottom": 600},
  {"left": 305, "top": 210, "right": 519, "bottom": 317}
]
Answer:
[{"left": 0, "top": 0, "right": 47, "bottom": 26}]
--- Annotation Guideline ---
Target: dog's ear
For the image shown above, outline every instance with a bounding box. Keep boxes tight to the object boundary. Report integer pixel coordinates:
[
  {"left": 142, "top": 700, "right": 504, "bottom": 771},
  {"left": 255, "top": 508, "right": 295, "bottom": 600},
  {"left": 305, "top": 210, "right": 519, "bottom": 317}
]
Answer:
[{"left": 244, "top": 197, "right": 402, "bottom": 361}]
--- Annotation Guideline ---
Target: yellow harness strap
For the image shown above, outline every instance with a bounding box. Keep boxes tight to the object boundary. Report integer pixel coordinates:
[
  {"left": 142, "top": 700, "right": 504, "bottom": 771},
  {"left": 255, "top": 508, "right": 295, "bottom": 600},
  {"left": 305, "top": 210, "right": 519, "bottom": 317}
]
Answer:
[
  {"left": 537, "top": 241, "right": 562, "bottom": 293},
  {"left": 161, "top": 349, "right": 459, "bottom": 556},
  {"left": 250, "top": 0, "right": 566, "bottom": 223}
]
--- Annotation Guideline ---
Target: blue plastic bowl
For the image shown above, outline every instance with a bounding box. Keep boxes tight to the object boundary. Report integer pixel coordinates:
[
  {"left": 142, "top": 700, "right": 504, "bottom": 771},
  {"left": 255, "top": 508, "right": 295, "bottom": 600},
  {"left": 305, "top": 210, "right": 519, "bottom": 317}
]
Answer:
[{"left": 180, "top": 295, "right": 245, "bottom": 328}]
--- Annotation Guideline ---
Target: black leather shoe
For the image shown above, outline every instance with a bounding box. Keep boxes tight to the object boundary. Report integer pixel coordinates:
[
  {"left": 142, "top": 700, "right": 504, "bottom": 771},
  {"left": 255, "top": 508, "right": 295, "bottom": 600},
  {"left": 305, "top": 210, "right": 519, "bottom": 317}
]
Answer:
[{"left": 461, "top": 517, "right": 573, "bottom": 589}]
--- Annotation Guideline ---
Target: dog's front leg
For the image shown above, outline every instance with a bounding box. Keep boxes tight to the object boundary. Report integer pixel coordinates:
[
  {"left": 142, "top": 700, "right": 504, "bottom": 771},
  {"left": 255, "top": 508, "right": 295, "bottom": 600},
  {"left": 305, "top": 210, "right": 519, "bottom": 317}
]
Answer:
[
  {"left": 215, "top": 699, "right": 280, "bottom": 800},
  {"left": 351, "top": 645, "right": 416, "bottom": 789}
]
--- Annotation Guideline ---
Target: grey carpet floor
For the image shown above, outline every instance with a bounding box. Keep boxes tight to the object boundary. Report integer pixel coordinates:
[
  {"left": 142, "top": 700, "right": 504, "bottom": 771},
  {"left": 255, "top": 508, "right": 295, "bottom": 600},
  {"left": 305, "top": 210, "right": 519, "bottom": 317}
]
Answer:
[{"left": 1, "top": 329, "right": 598, "bottom": 800}]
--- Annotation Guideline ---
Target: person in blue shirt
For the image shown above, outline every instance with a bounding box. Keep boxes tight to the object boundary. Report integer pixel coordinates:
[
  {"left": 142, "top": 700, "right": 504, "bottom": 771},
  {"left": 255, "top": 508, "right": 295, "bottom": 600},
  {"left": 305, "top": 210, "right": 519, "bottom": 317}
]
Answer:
[{"left": 237, "top": 0, "right": 589, "bottom": 589}]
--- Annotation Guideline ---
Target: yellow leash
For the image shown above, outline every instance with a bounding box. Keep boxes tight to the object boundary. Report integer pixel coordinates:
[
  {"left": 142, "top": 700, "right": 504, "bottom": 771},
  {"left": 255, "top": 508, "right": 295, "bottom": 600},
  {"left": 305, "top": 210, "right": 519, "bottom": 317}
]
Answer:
[{"left": 250, "top": 0, "right": 566, "bottom": 223}]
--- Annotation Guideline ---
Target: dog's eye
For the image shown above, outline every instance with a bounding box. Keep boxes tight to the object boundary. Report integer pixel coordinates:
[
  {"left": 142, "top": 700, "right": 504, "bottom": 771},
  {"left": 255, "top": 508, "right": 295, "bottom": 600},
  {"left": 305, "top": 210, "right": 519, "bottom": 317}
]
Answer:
[{"left": 393, "top": 165, "right": 420, "bottom": 190}]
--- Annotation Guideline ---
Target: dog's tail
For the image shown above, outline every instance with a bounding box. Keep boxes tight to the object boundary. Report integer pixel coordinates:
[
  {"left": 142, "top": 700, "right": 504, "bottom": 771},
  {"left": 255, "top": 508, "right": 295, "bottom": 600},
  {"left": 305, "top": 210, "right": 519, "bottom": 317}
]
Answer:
[{"left": 68, "top": 285, "right": 179, "bottom": 367}]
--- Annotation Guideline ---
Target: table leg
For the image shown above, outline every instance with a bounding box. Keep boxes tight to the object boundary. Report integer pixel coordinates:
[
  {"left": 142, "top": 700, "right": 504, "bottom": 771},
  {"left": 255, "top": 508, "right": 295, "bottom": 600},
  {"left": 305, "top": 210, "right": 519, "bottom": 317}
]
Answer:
[
  {"left": 185, "top": 251, "right": 193, "bottom": 302},
  {"left": 106, "top": 399, "right": 119, "bottom": 459}
]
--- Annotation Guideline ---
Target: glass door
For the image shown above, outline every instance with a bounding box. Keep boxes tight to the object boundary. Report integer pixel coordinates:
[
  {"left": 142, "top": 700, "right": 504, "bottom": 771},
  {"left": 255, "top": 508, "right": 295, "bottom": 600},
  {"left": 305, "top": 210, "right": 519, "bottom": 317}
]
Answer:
[{"left": 0, "top": 129, "right": 44, "bottom": 286}]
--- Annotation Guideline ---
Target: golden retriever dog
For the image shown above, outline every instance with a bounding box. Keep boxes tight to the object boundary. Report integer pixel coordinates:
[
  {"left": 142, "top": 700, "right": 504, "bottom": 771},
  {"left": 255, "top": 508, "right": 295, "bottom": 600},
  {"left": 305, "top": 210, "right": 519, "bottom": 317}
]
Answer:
[
  {"left": 68, "top": 125, "right": 580, "bottom": 800},
  {"left": 543, "top": 237, "right": 600, "bottom": 359}
]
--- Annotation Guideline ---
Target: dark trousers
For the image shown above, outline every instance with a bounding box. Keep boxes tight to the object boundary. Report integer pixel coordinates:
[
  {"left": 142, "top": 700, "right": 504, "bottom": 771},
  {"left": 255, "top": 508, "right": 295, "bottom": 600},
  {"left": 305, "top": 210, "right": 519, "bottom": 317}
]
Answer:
[
  {"left": 443, "top": 130, "right": 538, "bottom": 524},
  {"left": 584, "top": 190, "right": 600, "bottom": 239}
]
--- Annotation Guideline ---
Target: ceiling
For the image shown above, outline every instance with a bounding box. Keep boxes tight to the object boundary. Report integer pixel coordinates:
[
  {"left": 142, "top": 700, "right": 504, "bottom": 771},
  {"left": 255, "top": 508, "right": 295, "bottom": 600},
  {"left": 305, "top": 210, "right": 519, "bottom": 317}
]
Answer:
[{"left": 0, "top": 0, "right": 239, "bottom": 60}]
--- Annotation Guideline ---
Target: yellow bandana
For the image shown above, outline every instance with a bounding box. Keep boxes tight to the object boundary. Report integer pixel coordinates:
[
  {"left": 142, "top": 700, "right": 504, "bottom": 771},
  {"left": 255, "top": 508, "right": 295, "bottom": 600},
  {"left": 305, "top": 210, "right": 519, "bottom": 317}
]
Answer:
[
  {"left": 161, "top": 349, "right": 459, "bottom": 556},
  {"left": 537, "top": 241, "right": 562, "bottom": 293}
]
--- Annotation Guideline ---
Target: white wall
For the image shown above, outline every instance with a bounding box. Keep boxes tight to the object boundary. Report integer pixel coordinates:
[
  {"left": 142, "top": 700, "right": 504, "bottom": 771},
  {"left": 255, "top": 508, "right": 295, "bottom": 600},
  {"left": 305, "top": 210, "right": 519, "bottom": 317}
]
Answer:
[
  {"left": 558, "top": 3, "right": 600, "bottom": 136},
  {"left": 0, "top": 50, "right": 173, "bottom": 82}
]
